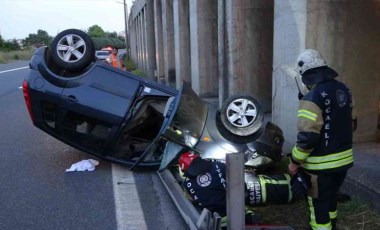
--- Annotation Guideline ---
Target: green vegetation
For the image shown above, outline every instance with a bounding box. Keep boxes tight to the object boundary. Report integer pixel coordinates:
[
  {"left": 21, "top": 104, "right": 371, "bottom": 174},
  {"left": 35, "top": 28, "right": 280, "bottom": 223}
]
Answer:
[
  {"left": 121, "top": 58, "right": 146, "bottom": 78},
  {"left": 0, "top": 49, "right": 34, "bottom": 64},
  {"left": 88, "top": 25, "right": 125, "bottom": 50},
  {"left": 124, "top": 58, "right": 137, "bottom": 71},
  {"left": 132, "top": 69, "right": 146, "bottom": 78},
  {"left": 23, "top": 30, "right": 53, "bottom": 48}
]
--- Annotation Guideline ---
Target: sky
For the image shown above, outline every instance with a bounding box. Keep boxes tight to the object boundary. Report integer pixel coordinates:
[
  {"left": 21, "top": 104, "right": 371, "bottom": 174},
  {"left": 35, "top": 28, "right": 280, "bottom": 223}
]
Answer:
[{"left": 0, "top": 0, "right": 133, "bottom": 40}]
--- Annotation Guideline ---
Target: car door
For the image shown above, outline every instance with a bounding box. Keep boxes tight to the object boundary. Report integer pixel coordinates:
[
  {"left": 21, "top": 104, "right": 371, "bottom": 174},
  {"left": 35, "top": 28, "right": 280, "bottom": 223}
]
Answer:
[
  {"left": 59, "top": 66, "right": 140, "bottom": 155},
  {"left": 158, "top": 82, "right": 209, "bottom": 170}
]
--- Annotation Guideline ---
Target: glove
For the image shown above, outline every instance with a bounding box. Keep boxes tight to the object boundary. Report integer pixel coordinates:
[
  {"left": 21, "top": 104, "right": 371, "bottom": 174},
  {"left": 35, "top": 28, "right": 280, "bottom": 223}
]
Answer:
[{"left": 290, "top": 171, "right": 310, "bottom": 198}]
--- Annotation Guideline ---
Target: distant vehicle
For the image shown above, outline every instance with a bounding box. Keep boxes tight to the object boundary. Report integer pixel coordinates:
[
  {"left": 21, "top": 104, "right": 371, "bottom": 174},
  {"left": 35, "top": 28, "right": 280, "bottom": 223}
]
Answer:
[{"left": 95, "top": 50, "right": 110, "bottom": 61}]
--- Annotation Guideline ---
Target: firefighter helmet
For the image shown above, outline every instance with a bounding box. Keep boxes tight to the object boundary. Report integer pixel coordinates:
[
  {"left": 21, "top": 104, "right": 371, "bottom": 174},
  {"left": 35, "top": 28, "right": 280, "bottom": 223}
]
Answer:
[
  {"left": 179, "top": 151, "right": 199, "bottom": 172},
  {"left": 296, "top": 49, "right": 327, "bottom": 75}
]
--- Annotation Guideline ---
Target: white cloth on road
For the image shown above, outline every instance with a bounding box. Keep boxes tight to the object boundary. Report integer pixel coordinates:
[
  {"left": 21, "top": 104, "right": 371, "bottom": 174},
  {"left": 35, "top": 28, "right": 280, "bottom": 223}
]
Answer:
[{"left": 66, "top": 159, "right": 99, "bottom": 172}]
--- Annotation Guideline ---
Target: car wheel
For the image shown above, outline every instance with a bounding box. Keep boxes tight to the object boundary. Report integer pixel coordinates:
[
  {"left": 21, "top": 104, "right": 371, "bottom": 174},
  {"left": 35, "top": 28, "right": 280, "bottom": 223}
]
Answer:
[
  {"left": 50, "top": 29, "right": 95, "bottom": 71},
  {"left": 218, "top": 94, "right": 263, "bottom": 139}
]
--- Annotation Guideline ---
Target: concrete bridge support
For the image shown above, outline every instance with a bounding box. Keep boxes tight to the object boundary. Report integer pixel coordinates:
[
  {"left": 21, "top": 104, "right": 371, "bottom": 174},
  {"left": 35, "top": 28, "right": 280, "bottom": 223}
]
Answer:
[
  {"left": 173, "top": 0, "right": 191, "bottom": 89},
  {"left": 189, "top": 0, "right": 218, "bottom": 97},
  {"left": 273, "top": 0, "right": 380, "bottom": 149},
  {"left": 154, "top": 0, "right": 165, "bottom": 83},
  {"left": 162, "top": 0, "right": 176, "bottom": 88},
  {"left": 144, "top": 0, "right": 156, "bottom": 80},
  {"left": 223, "top": 0, "right": 274, "bottom": 112},
  {"left": 129, "top": 0, "right": 156, "bottom": 79}
]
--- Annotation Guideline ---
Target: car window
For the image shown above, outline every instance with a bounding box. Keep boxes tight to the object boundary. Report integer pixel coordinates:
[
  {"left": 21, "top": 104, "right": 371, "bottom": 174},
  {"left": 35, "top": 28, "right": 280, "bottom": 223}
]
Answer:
[
  {"left": 61, "top": 110, "right": 113, "bottom": 153},
  {"left": 40, "top": 100, "right": 113, "bottom": 153},
  {"left": 96, "top": 51, "right": 110, "bottom": 56}
]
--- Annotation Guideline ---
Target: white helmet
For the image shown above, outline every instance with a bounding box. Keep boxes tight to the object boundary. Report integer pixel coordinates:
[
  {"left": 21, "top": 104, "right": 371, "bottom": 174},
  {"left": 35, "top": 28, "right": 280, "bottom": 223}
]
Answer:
[{"left": 296, "top": 49, "right": 327, "bottom": 75}]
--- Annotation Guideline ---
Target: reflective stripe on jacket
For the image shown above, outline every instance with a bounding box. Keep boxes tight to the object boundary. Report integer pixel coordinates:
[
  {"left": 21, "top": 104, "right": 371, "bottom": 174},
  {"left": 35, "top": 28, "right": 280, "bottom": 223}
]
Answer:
[{"left": 110, "top": 54, "right": 119, "bottom": 68}]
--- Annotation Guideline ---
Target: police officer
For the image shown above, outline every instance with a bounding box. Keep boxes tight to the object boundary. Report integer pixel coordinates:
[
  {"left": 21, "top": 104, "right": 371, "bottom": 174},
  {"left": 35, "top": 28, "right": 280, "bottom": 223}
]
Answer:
[
  {"left": 179, "top": 151, "right": 227, "bottom": 217},
  {"left": 288, "top": 49, "right": 357, "bottom": 230},
  {"left": 179, "top": 151, "right": 293, "bottom": 218}
]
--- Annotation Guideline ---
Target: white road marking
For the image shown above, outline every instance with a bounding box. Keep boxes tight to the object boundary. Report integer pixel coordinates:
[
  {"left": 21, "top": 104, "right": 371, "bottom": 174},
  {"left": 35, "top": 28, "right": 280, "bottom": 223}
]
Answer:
[
  {"left": 112, "top": 164, "right": 147, "bottom": 230},
  {"left": 0, "top": 66, "right": 29, "bottom": 74}
]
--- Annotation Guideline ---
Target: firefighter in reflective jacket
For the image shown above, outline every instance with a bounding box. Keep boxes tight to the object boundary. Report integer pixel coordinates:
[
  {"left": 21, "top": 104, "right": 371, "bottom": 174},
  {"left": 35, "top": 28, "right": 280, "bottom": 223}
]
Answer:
[{"left": 288, "top": 49, "right": 357, "bottom": 230}]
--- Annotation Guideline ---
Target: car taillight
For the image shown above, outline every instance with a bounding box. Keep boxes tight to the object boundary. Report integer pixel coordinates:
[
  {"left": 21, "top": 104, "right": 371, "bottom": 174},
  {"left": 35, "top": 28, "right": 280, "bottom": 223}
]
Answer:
[{"left": 22, "top": 80, "right": 34, "bottom": 122}]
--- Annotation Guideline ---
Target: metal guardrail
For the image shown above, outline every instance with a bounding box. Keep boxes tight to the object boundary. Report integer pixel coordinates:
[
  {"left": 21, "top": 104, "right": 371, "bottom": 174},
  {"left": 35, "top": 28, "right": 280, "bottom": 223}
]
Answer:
[
  {"left": 157, "top": 168, "right": 294, "bottom": 230},
  {"left": 157, "top": 169, "right": 221, "bottom": 230}
]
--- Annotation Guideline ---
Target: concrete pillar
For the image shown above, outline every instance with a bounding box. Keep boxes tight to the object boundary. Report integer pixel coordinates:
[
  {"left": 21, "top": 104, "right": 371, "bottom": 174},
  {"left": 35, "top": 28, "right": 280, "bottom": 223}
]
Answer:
[
  {"left": 173, "top": 0, "right": 191, "bottom": 89},
  {"left": 218, "top": 0, "right": 228, "bottom": 107},
  {"left": 273, "top": 0, "right": 380, "bottom": 151},
  {"left": 154, "top": 0, "right": 165, "bottom": 83},
  {"left": 139, "top": 12, "right": 144, "bottom": 69},
  {"left": 189, "top": 0, "right": 218, "bottom": 97},
  {"left": 137, "top": 14, "right": 142, "bottom": 68},
  {"left": 128, "top": 19, "right": 135, "bottom": 62},
  {"left": 162, "top": 0, "right": 176, "bottom": 88},
  {"left": 272, "top": 0, "right": 308, "bottom": 151},
  {"left": 130, "top": 21, "right": 135, "bottom": 61},
  {"left": 141, "top": 10, "right": 147, "bottom": 71},
  {"left": 225, "top": 0, "right": 274, "bottom": 112},
  {"left": 145, "top": 0, "right": 157, "bottom": 80},
  {"left": 139, "top": 9, "right": 146, "bottom": 72},
  {"left": 305, "top": 1, "right": 380, "bottom": 142}
]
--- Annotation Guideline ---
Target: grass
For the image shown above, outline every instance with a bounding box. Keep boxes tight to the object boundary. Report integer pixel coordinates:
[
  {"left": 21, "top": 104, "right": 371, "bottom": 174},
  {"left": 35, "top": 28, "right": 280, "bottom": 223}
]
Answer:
[
  {"left": 252, "top": 161, "right": 380, "bottom": 229},
  {"left": 253, "top": 197, "right": 380, "bottom": 229},
  {"left": 124, "top": 58, "right": 137, "bottom": 71},
  {"left": 0, "top": 49, "right": 34, "bottom": 64},
  {"left": 132, "top": 69, "right": 146, "bottom": 78}
]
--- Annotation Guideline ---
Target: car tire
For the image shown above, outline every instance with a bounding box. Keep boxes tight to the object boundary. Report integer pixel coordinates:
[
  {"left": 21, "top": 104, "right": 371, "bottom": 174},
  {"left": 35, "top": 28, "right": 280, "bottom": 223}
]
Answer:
[
  {"left": 218, "top": 94, "right": 263, "bottom": 141},
  {"left": 50, "top": 29, "right": 95, "bottom": 71}
]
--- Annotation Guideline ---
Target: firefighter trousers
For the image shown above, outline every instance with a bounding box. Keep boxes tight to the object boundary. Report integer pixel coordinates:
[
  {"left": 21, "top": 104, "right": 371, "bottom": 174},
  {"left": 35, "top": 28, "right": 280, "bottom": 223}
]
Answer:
[{"left": 307, "top": 170, "right": 347, "bottom": 230}]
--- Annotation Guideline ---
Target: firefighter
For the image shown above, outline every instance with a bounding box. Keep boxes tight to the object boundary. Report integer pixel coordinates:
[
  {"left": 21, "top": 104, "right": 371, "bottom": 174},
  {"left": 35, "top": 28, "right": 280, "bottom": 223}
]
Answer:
[{"left": 288, "top": 49, "right": 357, "bottom": 230}]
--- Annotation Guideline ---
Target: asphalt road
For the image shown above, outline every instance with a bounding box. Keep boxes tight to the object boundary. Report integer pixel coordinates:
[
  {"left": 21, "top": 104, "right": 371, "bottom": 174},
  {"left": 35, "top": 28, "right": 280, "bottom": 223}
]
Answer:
[{"left": 0, "top": 60, "right": 186, "bottom": 230}]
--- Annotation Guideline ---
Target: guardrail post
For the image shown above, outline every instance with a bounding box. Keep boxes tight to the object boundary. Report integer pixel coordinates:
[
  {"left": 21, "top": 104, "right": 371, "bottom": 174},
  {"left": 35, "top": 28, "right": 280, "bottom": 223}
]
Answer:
[{"left": 226, "top": 153, "right": 245, "bottom": 229}]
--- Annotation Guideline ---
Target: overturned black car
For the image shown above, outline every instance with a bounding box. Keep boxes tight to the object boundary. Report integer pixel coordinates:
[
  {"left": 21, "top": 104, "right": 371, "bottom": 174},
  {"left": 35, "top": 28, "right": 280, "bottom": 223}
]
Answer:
[{"left": 23, "top": 29, "right": 284, "bottom": 171}]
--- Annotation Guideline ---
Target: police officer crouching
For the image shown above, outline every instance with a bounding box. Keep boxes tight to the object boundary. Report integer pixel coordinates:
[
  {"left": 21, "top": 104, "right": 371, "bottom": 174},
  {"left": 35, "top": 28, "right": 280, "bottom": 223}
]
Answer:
[{"left": 178, "top": 151, "right": 295, "bottom": 226}]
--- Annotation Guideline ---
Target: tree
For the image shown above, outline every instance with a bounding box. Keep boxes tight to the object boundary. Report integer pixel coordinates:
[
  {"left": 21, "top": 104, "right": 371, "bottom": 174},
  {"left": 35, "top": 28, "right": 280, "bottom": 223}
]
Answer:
[
  {"left": 105, "top": 31, "right": 118, "bottom": 39},
  {"left": 23, "top": 29, "right": 53, "bottom": 48},
  {"left": 87, "top": 25, "right": 106, "bottom": 38},
  {"left": 0, "top": 34, "right": 4, "bottom": 49}
]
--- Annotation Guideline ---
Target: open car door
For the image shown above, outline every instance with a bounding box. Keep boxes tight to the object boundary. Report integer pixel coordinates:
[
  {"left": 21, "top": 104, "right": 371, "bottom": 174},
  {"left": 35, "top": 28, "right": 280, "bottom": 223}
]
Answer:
[{"left": 157, "top": 82, "right": 209, "bottom": 170}]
